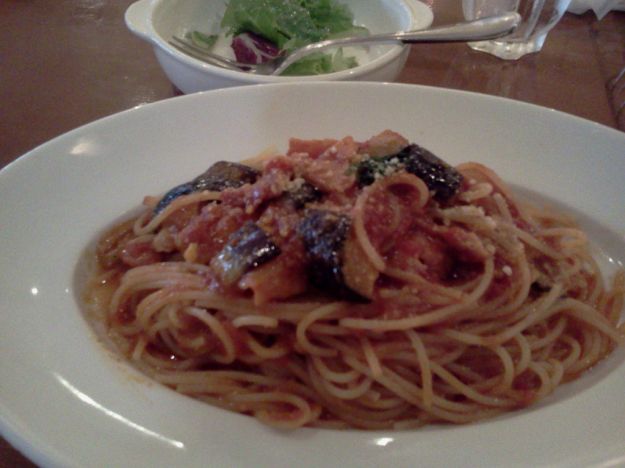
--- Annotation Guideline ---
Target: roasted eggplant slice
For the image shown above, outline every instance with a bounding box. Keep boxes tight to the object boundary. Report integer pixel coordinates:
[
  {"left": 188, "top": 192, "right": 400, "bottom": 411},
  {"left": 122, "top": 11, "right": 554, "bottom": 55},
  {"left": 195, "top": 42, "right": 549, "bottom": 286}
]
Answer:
[
  {"left": 298, "top": 210, "right": 349, "bottom": 294},
  {"left": 341, "top": 232, "right": 378, "bottom": 300},
  {"left": 192, "top": 161, "right": 259, "bottom": 192},
  {"left": 211, "top": 221, "right": 281, "bottom": 286},
  {"left": 298, "top": 209, "right": 373, "bottom": 300},
  {"left": 154, "top": 182, "right": 195, "bottom": 215},
  {"left": 400, "top": 145, "right": 462, "bottom": 201},
  {"left": 284, "top": 180, "right": 322, "bottom": 209},
  {"left": 154, "top": 161, "right": 260, "bottom": 214},
  {"left": 356, "top": 144, "right": 462, "bottom": 202}
]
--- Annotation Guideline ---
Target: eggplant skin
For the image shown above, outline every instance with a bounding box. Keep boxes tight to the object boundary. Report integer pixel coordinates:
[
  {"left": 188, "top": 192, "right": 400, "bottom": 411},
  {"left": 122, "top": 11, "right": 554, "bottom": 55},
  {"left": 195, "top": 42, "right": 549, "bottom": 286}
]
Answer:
[
  {"left": 356, "top": 144, "right": 462, "bottom": 202},
  {"left": 211, "top": 221, "right": 281, "bottom": 286},
  {"left": 154, "top": 161, "right": 259, "bottom": 214},
  {"left": 193, "top": 161, "right": 259, "bottom": 192},
  {"left": 284, "top": 181, "right": 322, "bottom": 209},
  {"left": 298, "top": 209, "right": 364, "bottom": 300},
  {"left": 153, "top": 182, "right": 195, "bottom": 214},
  {"left": 401, "top": 145, "right": 462, "bottom": 201}
]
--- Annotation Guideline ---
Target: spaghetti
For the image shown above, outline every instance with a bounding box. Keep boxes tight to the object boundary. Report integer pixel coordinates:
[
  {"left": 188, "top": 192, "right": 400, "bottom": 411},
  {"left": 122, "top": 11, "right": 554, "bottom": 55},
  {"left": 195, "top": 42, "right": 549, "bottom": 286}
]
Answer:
[{"left": 85, "top": 130, "right": 624, "bottom": 429}]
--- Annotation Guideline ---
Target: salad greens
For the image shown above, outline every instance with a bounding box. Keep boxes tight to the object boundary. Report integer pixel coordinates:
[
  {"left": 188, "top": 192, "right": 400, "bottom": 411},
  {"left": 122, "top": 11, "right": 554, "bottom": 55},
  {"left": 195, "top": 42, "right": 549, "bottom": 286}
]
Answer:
[
  {"left": 282, "top": 49, "right": 358, "bottom": 75},
  {"left": 221, "top": 0, "right": 364, "bottom": 51},
  {"left": 189, "top": 30, "right": 218, "bottom": 49},
  {"left": 191, "top": 0, "right": 368, "bottom": 75}
]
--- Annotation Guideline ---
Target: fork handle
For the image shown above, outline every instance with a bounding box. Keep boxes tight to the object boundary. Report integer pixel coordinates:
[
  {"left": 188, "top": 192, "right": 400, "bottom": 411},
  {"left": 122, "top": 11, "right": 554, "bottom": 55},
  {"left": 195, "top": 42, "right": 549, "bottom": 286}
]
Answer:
[
  {"left": 392, "top": 12, "right": 521, "bottom": 43},
  {"left": 273, "top": 13, "right": 521, "bottom": 75}
]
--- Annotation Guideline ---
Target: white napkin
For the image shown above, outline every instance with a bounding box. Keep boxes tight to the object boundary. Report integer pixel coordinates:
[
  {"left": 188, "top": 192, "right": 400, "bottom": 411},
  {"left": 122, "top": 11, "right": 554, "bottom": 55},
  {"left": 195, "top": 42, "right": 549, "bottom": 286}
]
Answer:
[{"left": 568, "top": 0, "right": 625, "bottom": 18}]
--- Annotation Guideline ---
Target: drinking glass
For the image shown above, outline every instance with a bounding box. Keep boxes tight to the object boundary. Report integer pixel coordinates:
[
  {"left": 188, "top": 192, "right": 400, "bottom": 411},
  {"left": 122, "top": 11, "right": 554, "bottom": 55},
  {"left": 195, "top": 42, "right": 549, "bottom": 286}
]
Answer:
[{"left": 462, "top": 0, "right": 572, "bottom": 59}]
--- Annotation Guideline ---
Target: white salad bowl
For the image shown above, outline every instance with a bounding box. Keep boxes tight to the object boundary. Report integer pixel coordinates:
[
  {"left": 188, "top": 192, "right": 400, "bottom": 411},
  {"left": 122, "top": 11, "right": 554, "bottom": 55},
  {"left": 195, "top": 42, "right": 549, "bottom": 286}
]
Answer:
[{"left": 125, "top": 0, "right": 434, "bottom": 93}]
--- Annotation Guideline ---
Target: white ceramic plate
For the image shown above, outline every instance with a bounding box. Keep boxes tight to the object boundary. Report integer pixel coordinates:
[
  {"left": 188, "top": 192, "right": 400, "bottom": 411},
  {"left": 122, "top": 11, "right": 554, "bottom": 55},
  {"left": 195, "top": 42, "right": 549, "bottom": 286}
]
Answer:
[{"left": 1, "top": 82, "right": 624, "bottom": 468}]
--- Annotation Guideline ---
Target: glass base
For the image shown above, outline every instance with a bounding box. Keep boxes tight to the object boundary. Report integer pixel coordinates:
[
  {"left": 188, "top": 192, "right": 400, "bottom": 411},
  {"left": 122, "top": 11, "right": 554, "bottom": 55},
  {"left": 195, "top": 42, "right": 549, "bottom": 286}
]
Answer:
[{"left": 467, "top": 34, "right": 548, "bottom": 60}]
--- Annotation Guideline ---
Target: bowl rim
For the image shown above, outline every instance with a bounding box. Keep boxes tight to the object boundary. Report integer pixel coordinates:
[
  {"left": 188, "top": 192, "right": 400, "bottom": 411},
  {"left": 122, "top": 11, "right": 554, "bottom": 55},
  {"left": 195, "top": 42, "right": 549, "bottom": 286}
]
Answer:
[{"left": 141, "top": 0, "right": 434, "bottom": 83}]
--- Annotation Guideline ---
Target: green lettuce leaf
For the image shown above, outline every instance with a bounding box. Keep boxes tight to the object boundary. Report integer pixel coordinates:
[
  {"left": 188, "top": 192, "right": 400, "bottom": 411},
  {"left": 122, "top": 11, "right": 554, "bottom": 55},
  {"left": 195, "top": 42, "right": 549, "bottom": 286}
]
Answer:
[
  {"left": 221, "top": 0, "right": 323, "bottom": 50},
  {"left": 220, "top": 0, "right": 367, "bottom": 75},
  {"left": 187, "top": 30, "right": 218, "bottom": 49},
  {"left": 282, "top": 49, "right": 358, "bottom": 76}
]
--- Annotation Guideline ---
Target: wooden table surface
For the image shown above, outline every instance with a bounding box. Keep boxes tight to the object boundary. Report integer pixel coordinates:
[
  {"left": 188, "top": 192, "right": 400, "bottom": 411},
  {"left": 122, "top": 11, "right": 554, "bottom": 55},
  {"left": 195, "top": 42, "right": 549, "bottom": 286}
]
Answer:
[{"left": 1, "top": 1, "right": 624, "bottom": 465}]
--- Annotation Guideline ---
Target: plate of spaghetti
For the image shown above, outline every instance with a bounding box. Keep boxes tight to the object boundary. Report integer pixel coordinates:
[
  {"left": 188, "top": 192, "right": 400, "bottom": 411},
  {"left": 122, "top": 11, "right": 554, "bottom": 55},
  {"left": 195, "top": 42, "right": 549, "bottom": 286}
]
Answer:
[{"left": 0, "top": 82, "right": 624, "bottom": 467}]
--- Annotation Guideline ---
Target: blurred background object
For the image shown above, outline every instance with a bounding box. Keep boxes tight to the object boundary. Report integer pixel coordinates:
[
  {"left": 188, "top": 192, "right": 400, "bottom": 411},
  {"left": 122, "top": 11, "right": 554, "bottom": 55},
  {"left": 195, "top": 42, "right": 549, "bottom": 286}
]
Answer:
[
  {"left": 609, "top": 65, "right": 625, "bottom": 128},
  {"left": 463, "top": 0, "right": 572, "bottom": 59},
  {"left": 568, "top": 0, "right": 625, "bottom": 18}
]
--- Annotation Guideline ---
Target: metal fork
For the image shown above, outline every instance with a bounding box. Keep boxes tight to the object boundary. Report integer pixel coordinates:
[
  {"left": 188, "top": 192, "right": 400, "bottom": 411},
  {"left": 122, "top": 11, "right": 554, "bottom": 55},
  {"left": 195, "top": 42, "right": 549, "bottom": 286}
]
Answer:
[
  {"left": 169, "top": 36, "right": 261, "bottom": 72},
  {"left": 168, "top": 12, "right": 521, "bottom": 76}
]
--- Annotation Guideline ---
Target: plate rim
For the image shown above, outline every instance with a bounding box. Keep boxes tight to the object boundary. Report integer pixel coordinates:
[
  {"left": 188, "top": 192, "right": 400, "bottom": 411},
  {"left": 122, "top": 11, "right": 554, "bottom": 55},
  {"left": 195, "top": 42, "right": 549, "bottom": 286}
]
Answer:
[{"left": 1, "top": 81, "right": 624, "bottom": 468}]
